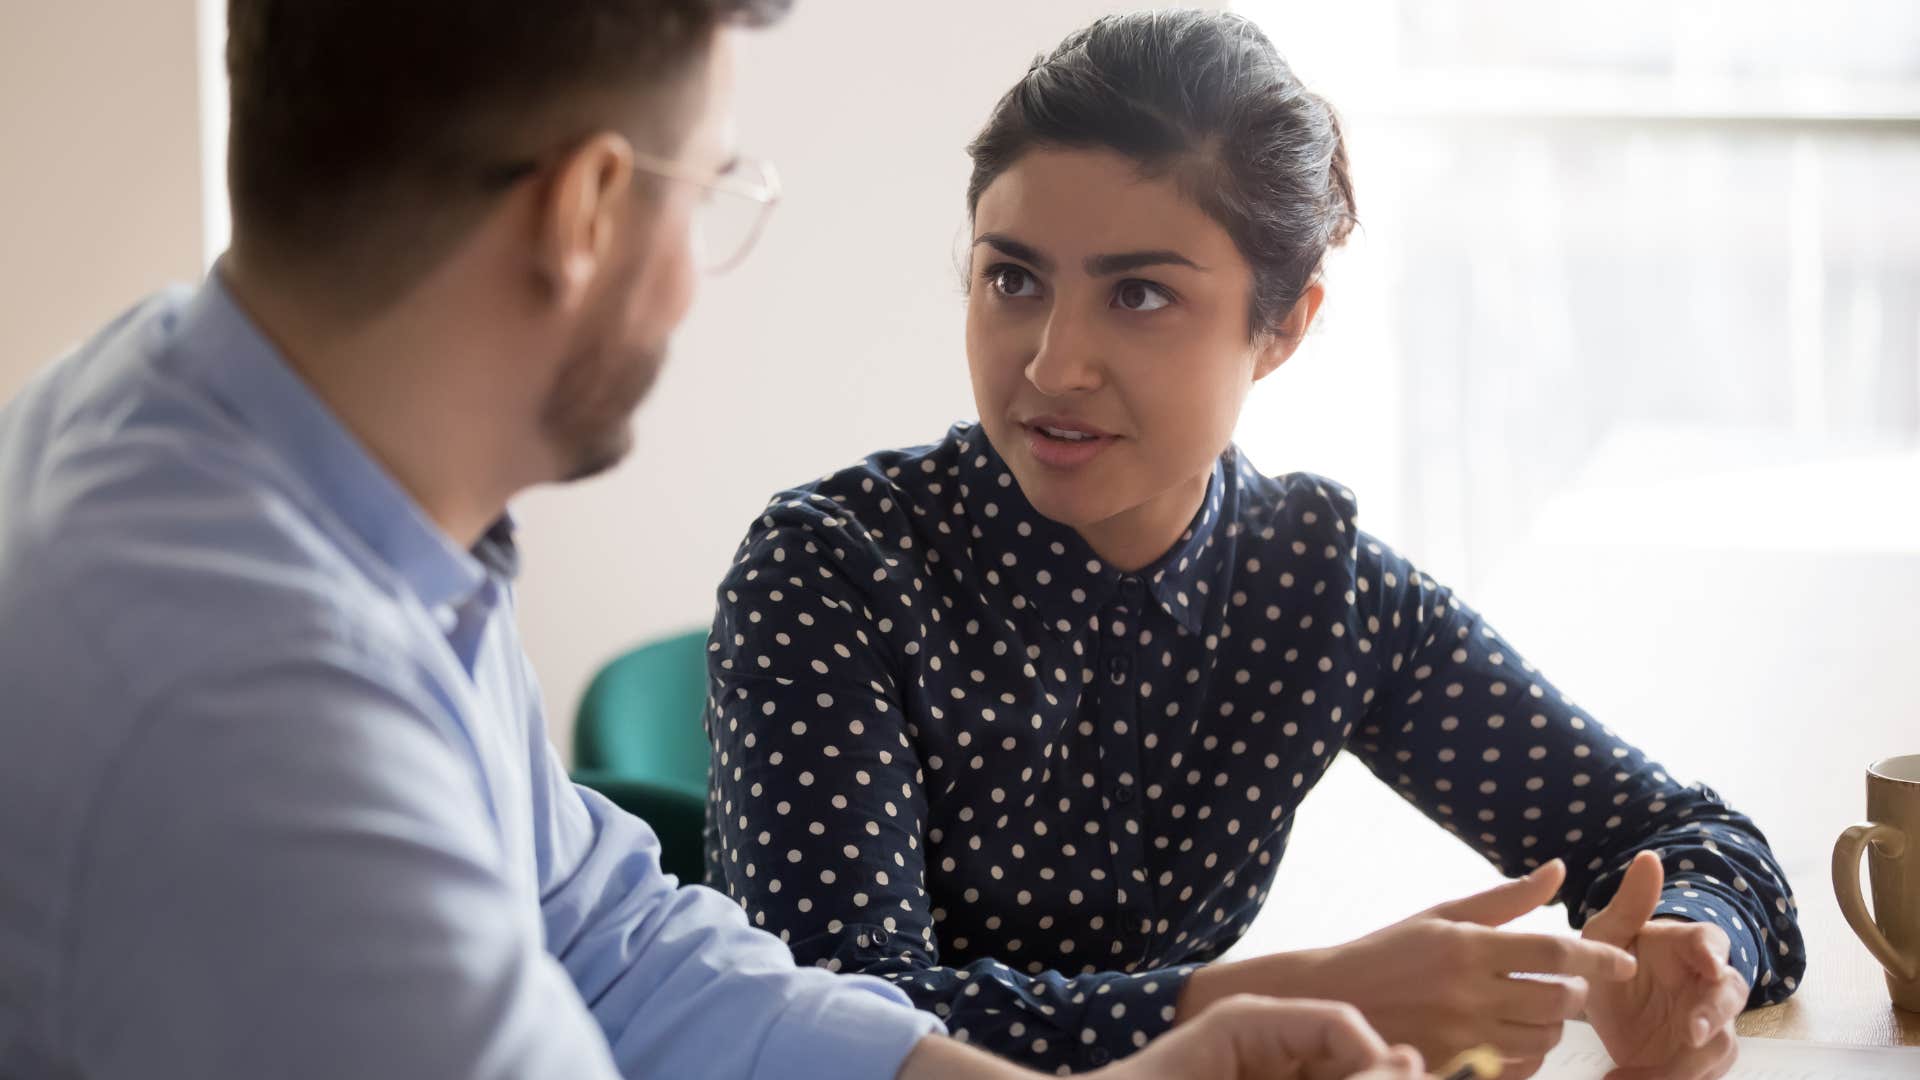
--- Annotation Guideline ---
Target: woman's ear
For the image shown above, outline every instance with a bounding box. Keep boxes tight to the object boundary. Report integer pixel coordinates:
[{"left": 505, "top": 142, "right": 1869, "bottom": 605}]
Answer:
[
  {"left": 533, "top": 132, "right": 637, "bottom": 311},
  {"left": 1252, "top": 281, "right": 1326, "bottom": 382}
]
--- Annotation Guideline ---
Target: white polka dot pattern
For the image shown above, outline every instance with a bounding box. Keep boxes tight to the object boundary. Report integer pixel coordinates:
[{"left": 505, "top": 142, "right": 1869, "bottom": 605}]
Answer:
[{"left": 703, "top": 423, "right": 1804, "bottom": 1072}]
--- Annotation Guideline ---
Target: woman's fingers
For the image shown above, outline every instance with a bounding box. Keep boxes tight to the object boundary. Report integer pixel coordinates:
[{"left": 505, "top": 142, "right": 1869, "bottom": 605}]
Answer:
[
  {"left": 1484, "top": 930, "right": 1637, "bottom": 981},
  {"left": 1692, "top": 924, "right": 1732, "bottom": 973},
  {"left": 1488, "top": 1019, "right": 1567, "bottom": 1061},
  {"left": 1490, "top": 974, "right": 1589, "bottom": 1025},
  {"left": 1585, "top": 852, "right": 1665, "bottom": 949},
  {"left": 1690, "top": 967, "right": 1749, "bottom": 1045},
  {"left": 1427, "top": 861, "right": 1567, "bottom": 927},
  {"left": 1605, "top": 1028, "right": 1737, "bottom": 1080},
  {"left": 1701, "top": 1031, "right": 1740, "bottom": 1080}
]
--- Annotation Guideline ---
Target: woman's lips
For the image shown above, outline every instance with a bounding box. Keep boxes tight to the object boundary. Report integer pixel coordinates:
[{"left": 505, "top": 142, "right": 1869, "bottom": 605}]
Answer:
[{"left": 1022, "top": 419, "right": 1119, "bottom": 468}]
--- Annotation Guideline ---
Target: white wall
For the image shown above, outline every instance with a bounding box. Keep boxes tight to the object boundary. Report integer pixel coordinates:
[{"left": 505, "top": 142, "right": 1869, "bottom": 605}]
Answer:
[
  {"left": 513, "top": 0, "right": 1225, "bottom": 756},
  {"left": 0, "top": 0, "right": 204, "bottom": 397}
]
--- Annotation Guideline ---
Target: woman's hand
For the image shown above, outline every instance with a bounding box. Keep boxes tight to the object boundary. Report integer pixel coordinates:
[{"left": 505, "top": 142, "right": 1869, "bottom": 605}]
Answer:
[
  {"left": 1101, "top": 997, "right": 1422, "bottom": 1080},
  {"left": 1583, "top": 852, "right": 1750, "bottom": 1080},
  {"left": 1178, "top": 859, "right": 1637, "bottom": 1078}
]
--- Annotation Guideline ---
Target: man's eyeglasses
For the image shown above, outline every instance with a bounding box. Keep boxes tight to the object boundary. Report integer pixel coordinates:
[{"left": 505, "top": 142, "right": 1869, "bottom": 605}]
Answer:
[{"left": 483, "top": 149, "right": 781, "bottom": 275}]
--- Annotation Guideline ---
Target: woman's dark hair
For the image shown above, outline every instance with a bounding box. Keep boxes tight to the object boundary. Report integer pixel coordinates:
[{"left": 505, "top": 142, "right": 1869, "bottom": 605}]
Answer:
[{"left": 966, "top": 9, "right": 1356, "bottom": 337}]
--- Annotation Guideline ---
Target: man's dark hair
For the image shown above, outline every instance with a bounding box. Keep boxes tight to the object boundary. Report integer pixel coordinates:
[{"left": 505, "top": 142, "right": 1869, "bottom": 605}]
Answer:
[
  {"left": 967, "top": 10, "right": 1356, "bottom": 338},
  {"left": 226, "top": 0, "right": 789, "bottom": 300}
]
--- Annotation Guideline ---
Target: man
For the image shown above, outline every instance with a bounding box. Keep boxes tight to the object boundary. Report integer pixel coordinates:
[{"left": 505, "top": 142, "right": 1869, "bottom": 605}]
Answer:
[{"left": 0, "top": 2, "right": 1424, "bottom": 1079}]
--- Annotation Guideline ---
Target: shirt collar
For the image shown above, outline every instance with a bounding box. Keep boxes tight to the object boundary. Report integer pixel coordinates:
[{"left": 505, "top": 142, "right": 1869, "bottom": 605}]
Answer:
[
  {"left": 161, "top": 269, "right": 504, "bottom": 611},
  {"left": 1140, "top": 465, "right": 1229, "bottom": 632},
  {"left": 955, "top": 423, "right": 1227, "bottom": 636}
]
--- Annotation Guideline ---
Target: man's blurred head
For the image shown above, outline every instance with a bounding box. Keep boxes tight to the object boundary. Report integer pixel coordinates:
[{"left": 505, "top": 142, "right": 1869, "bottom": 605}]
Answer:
[{"left": 225, "top": 0, "right": 788, "bottom": 481}]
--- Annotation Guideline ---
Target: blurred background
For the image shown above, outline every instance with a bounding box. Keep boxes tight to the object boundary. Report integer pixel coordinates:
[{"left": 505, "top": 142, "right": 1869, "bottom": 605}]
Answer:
[{"left": 3, "top": 0, "right": 1917, "bottom": 952}]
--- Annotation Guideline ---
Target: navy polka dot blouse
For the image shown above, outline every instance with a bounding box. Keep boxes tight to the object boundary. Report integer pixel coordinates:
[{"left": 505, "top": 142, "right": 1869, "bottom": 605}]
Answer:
[{"left": 704, "top": 423, "right": 1804, "bottom": 1073}]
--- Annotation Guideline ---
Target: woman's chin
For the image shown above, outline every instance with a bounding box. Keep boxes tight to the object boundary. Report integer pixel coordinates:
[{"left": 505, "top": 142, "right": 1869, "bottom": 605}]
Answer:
[
  {"left": 1015, "top": 477, "right": 1117, "bottom": 534},
  {"left": 986, "top": 427, "right": 1126, "bottom": 532}
]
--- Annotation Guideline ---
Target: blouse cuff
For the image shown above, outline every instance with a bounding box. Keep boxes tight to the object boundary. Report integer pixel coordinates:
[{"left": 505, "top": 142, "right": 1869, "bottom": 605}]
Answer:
[{"left": 1063, "top": 964, "right": 1201, "bottom": 1072}]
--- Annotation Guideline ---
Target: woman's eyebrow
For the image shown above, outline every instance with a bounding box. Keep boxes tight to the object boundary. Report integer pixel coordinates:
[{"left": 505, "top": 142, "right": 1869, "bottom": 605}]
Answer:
[
  {"left": 1084, "top": 249, "right": 1206, "bottom": 276},
  {"left": 973, "top": 234, "right": 1208, "bottom": 276},
  {"left": 973, "top": 232, "right": 1053, "bottom": 272}
]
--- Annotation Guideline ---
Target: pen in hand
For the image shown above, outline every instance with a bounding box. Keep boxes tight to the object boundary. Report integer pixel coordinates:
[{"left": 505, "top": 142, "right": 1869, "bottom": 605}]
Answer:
[{"left": 1437, "top": 1044, "right": 1502, "bottom": 1080}]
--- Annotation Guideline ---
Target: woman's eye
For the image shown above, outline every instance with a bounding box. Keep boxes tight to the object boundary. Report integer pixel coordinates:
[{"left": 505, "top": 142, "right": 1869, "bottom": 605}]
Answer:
[
  {"left": 1113, "top": 279, "right": 1172, "bottom": 312},
  {"left": 990, "top": 265, "right": 1040, "bottom": 298}
]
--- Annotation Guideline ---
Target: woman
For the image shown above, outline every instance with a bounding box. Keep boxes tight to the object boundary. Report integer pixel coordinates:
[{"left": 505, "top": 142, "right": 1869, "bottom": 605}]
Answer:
[{"left": 703, "top": 10, "right": 1804, "bottom": 1077}]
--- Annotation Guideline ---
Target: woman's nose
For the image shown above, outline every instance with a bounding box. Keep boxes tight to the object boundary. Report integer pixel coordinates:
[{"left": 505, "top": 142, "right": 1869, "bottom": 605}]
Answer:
[{"left": 1024, "top": 309, "right": 1104, "bottom": 396}]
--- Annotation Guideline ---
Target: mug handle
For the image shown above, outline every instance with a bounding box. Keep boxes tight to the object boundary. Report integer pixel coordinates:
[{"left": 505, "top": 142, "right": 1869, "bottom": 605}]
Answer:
[{"left": 1832, "top": 822, "right": 1919, "bottom": 982}]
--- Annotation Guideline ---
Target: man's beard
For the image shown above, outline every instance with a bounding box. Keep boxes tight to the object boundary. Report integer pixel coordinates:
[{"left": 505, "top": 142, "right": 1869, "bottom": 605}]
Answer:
[{"left": 540, "top": 331, "right": 666, "bottom": 483}]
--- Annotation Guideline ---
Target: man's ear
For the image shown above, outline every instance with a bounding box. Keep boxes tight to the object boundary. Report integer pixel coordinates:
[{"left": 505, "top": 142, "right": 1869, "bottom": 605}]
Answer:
[
  {"left": 1252, "top": 280, "right": 1326, "bottom": 382},
  {"left": 533, "top": 132, "right": 636, "bottom": 311}
]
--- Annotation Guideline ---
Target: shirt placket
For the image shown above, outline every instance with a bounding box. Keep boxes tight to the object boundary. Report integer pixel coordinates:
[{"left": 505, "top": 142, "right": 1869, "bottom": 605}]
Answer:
[{"left": 1096, "top": 574, "right": 1152, "bottom": 968}]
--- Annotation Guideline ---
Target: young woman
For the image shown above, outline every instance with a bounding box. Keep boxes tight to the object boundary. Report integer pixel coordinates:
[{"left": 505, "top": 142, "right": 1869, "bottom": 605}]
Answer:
[{"left": 703, "top": 11, "right": 1804, "bottom": 1077}]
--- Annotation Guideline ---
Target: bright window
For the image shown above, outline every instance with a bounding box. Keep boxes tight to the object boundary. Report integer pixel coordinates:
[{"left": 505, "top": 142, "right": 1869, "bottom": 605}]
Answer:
[{"left": 1232, "top": 0, "right": 1920, "bottom": 585}]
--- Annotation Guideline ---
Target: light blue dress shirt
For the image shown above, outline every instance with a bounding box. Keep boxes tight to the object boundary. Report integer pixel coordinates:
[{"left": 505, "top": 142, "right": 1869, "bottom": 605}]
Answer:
[{"left": 0, "top": 275, "right": 942, "bottom": 1079}]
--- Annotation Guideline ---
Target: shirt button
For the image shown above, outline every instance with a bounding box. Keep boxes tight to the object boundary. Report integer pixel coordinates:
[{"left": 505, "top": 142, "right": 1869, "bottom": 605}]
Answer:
[
  {"left": 1088, "top": 1048, "right": 1112, "bottom": 1067},
  {"left": 1113, "top": 784, "right": 1136, "bottom": 805},
  {"left": 1105, "top": 654, "right": 1131, "bottom": 684},
  {"left": 870, "top": 929, "right": 890, "bottom": 947}
]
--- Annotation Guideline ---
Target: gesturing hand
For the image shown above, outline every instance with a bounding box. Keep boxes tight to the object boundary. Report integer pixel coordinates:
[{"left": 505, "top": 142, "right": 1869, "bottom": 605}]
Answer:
[
  {"left": 1583, "top": 852, "right": 1751, "bottom": 1080},
  {"left": 1179, "top": 859, "right": 1637, "bottom": 1079}
]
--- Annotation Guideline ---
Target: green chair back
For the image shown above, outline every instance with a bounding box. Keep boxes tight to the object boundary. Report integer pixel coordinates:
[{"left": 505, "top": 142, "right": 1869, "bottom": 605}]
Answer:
[
  {"left": 574, "top": 628, "right": 712, "bottom": 795},
  {"left": 571, "top": 628, "right": 712, "bottom": 882}
]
